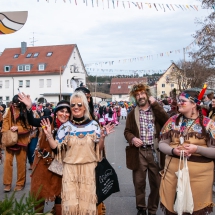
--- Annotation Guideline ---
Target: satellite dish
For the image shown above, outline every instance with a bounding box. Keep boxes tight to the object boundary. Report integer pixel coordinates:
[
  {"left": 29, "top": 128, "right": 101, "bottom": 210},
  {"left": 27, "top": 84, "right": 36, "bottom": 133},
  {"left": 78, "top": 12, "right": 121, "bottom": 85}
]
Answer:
[{"left": 100, "top": 101, "right": 108, "bottom": 107}]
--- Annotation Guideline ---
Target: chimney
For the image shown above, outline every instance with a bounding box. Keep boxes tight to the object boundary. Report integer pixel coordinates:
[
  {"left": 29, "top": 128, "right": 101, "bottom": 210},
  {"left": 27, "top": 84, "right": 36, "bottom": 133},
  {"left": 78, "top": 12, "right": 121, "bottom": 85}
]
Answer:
[{"left": 21, "top": 42, "right": 27, "bottom": 54}]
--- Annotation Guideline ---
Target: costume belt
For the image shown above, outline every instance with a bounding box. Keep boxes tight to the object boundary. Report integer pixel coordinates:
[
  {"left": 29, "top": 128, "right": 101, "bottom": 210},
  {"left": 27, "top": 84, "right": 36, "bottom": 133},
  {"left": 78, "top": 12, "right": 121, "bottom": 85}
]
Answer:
[{"left": 171, "top": 155, "right": 213, "bottom": 163}]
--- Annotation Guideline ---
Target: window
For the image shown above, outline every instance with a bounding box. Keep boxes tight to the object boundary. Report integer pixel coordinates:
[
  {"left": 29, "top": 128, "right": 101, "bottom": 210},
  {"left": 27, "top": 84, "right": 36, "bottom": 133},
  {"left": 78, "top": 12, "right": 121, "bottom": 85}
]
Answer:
[
  {"left": 128, "top": 85, "right": 131, "bottom": 89},
  {"left": 26, "top": 80, "right": 30, "bottom": 87},
  {"left": 39, "top": 79, "right": 44, "bottom": 88},
  {"left": 0, "top": 97, "right": 2, "bottom": 102},
  {"left": 6, "top": 96, "right": 9, "bottom": 101},
  {"left": 19, "top": 80, "right": 23, "bottom": 88},
  {"left": 47, "top": 79, "right": 51, "bottom": 87},
  {"left": 46, "top": 52, "right": 53, "bottom": 57},
  {"left": 171, "top": 84, "right": 174, "bottom": 87},
  {"left": 33, "top": 53, "right": 39, "bottom": 58},
  {"left": 14, "top": 54, "right": 19, "bottom": 58},
  {"left": 26, "top": 53, "right": 32, "bottom": 58},
  {"left": 162, "top": 91, "right": 165, "bottom": 94},
  {"left": 67, "top": 79, "right": 69, "bottom": 87},
  {"left": 25, "top": 65, "right": 31, "bottom": 71},
  {"left": 4, "top": 66, "right": 10, "bottom": 72},
  {"left": 18, "top": 65, "right": 23, "bottom": 71},
  {"left": 5, "top": 80, "right": 9, "bottom": 88},
  {"left": 118, "top": 86, "right": 121, "bottom": 89},
  {"left": 38, "top": 64, "right": 45, "bottom": 71},
  {"left": 162, "top": 84, "right": 165, "bottom": 87},
  {"left": 119, "top": 95, "right": 122, "bottom": 98},
  {"left": 0, "top": 81, "right": 2, "bottom": 88}
]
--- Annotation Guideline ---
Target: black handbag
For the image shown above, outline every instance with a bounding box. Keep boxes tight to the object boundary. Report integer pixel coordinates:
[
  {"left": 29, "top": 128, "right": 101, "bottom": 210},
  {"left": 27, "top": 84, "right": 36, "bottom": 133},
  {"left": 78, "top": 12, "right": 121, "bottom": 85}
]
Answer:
[{"left": 95, "top": 158, "right": 120, "bottom": 205}]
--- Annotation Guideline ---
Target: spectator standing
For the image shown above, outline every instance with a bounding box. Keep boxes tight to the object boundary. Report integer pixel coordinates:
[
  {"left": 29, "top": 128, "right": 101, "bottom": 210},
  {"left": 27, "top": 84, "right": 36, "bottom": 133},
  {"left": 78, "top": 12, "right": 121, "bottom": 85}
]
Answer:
[
  {"left": 42, "top": 103, "right": 52, "bottom": 116},
  {"left": 124, "top": 83, "right": 169, "bottom": 215},
  {"left": 121, "top": 105, "right": 127, "bottom": 120}
]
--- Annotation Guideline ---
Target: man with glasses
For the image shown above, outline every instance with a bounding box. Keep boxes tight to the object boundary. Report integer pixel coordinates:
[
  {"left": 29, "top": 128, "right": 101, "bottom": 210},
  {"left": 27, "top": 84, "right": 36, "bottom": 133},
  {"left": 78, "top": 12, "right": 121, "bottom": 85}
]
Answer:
[{"left": 124, "top": 83, "right": 169, "bottom": 215}]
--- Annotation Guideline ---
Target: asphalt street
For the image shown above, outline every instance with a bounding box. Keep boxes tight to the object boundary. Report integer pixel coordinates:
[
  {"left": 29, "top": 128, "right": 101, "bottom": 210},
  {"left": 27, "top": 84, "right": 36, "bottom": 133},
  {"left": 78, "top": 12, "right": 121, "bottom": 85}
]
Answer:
[{"left": 0, "top": 119, "right": 215, "bottom": 215}]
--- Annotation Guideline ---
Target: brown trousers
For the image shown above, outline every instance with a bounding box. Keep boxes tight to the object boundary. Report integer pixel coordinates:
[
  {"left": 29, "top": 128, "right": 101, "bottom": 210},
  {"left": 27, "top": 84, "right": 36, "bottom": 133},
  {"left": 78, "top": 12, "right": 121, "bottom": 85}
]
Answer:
[
  {"left": 132, "top": 147, "right": 160, "bottom": 214},
  {"left": 3, "top": 147, "right": 27, "bottom": 186}
]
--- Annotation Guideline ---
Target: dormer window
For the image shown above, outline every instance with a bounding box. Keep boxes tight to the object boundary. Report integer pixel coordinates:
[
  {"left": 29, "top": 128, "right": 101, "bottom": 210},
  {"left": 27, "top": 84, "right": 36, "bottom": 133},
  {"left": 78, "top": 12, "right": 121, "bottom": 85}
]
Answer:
[
  {"left": 4, "top": 66, "right": 11, "bottom": 72},
  {"left": 14, "top": 54, "right": 19, "bottom": 58},
  {"left": 18, "top": 65, "right": 23, "bottom": 71},
  {"left": 38, "top": 64, "right": 45, "bottom": 71},
  {"left": 26, "top": 53, "right": 32, "bottom": 58},
  {"left": 33, "top": 53, "right": 39, "bottom": 58},
  {"left": 118, "top": 86, "right": 121, "bottom": 89},
  {"left": 25, "top": 65, "right": 31, "bottom": 71},
  {"left": 46, "top": 52, "right": 53, "bottom": 57}
]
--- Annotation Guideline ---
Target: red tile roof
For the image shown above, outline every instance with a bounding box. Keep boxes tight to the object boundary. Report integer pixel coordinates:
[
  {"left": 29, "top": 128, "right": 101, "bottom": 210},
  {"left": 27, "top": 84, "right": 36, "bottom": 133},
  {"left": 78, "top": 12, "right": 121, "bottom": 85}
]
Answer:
[
  {"left": 0, "top": 44, "right": 75, "bottom": 76},
  {"left": 110, "top": 78, "right": 148, "bottom": 94}
]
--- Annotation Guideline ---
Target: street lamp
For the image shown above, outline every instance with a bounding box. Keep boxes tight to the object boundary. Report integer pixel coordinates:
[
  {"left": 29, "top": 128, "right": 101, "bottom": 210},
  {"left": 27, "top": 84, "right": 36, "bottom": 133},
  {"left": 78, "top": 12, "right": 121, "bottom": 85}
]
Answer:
[{"left": 60, "top": 65, "right": 66, "bottom": 101}]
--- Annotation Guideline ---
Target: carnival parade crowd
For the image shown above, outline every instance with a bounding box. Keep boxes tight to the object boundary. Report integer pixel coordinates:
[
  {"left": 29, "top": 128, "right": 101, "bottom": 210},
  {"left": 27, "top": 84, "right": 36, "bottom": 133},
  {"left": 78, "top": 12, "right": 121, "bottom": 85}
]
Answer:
[{"left": 0, "top": 83, "right": 215, "bottom": 215}]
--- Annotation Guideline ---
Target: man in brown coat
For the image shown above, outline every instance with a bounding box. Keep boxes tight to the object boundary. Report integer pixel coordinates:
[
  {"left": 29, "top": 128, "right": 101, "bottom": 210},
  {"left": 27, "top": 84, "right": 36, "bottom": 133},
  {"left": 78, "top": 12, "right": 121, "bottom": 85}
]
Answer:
[{"left": 124, "top": 83, "right": 169, "bottom": 215}]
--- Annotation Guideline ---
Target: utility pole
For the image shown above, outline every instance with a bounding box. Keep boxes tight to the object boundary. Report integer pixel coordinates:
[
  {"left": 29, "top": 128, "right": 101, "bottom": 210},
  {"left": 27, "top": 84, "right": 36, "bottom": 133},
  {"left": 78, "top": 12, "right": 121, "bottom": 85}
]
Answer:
[
  {"left": 60, "top": 66, "right": 62, "bottom": 101},
  {"left": 95, "top": 75, "right": 97, "bottom": 104},
  {"left": 183, "top": 47, "right": 186, "bottom": 89}
]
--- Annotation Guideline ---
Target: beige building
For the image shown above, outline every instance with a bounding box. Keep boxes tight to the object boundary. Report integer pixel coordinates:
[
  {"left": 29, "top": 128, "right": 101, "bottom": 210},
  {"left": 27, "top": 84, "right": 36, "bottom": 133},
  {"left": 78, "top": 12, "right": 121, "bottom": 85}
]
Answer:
[{"left": 156, "top": 63, "right": 180, "bottom": 98}]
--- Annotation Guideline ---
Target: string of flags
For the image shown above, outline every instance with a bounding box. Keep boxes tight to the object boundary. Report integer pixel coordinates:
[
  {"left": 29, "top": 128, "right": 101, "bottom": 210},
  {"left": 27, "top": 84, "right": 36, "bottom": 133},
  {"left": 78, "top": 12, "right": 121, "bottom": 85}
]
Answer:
[
  {"left": 86, "top": 68, "right": 166, "bottom": 75},
  {"left": 85, "top": 34, "right": 204, "bottom": 67},
  {"left": 38, "top": 0, "right": 200, "bottom": 12}
]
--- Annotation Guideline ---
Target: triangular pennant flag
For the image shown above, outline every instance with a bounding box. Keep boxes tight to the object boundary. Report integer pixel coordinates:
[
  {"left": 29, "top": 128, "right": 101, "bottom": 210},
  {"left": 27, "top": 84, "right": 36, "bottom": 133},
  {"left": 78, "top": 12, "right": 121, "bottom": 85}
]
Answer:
[{"left": 154, "top": 3, "right": 158, "bottom": 11}]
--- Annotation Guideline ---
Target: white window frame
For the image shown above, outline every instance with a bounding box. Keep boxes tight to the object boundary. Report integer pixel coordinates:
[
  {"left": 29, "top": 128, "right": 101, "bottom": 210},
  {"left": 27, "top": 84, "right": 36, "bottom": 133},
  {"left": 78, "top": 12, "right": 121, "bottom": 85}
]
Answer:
[
  {"left": 47, "top": 52, "right": 53, "bottom": 57},
  {"left": 38, "top": 64, "right": 45, "bottom": 71},
  {"left": 39, "top": 79, "right": 44, "bottom": 88},
  {"left": 162, "top": 91, "right": 165, "bottom": 94},
  {"left": 18, "top": 65, "right": 23, "bottom": 71},
  {"left": 47, "top": 79, "right": 51, "bottom": 87},
  {"left": 118, "top": 86, "right": 121, "bottom": 89},
  {"left": 5, "top": 80, "right": 9, "bottom": 88},
  {"left": 25, "top": 65, "right": 31, "bottom": 71},
  {"left": 26, "top": 80, "right": 30, "bottom": 88},
  {"left": 0, "top": 81, "right": 2, "bottom": 88},
  {"left": 19, "top": 80, "right": 23, "bottom": 88},
  {"left": 162, "top": 84, "right": 165, "bottom": 87},
  {"left": 128, "top": 85, "right": 131, "bottom": 89},
  {"left": 4, "top": 66, "right": 10, "bottom": 72}
]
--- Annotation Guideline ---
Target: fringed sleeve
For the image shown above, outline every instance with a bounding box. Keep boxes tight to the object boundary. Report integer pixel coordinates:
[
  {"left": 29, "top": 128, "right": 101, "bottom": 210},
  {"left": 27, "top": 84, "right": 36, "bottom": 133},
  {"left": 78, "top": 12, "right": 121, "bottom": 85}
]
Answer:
[{"left": 160, "top": 116, "right": 176, "bottom": 140}]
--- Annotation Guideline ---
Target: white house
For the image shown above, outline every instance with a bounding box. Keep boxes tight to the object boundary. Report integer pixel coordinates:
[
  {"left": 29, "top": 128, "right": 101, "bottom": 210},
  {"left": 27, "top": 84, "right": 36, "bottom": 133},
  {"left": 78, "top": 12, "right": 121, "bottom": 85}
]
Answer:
[
  {"left": 0, "top": 42, "right": 87, "bottom": 105},
  {"left": 156, "top": 63, "right": 179, "bottom": 98}
]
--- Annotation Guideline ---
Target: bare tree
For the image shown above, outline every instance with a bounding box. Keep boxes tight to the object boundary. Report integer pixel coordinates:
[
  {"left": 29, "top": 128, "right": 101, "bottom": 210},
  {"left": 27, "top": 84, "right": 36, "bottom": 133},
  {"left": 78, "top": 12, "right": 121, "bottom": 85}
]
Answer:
[
  {"left": 190, "top": 1, "right": 215, "bottom": 65},
  {"left": 167, "top": 60, "right": 214, "bottom": 92}
]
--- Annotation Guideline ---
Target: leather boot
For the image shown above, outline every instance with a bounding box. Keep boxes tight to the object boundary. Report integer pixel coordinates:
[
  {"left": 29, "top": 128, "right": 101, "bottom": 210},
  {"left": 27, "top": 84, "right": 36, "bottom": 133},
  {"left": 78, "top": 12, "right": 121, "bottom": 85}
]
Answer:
[{"left": 54, "top": 204, "right": 62, "bottom": 215}]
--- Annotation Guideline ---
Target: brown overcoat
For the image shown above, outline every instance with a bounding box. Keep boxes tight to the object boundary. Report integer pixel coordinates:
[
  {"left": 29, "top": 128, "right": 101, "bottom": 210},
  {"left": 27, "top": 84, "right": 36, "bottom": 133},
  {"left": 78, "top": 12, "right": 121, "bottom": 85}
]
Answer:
[{"left": 31, "top": 121, "right": 62, "bottom": 202}]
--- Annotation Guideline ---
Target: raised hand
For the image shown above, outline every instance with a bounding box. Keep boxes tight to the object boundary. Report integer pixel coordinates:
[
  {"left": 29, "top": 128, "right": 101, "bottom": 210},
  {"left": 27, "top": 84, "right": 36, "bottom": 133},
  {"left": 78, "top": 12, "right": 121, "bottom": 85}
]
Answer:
[
  {"left": 18, "top": 92, "right": 32, "bottom": 109},
  {"left": 40, "top": 118, "right": 52, "bottom": 137}
]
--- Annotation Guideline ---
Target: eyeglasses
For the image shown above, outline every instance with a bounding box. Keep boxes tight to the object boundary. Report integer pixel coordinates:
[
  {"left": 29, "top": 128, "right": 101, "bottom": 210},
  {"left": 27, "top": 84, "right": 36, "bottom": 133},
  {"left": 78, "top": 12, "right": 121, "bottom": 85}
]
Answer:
[
  {"left": 70, "top": 103, "right": 83, "bottom": 108},
  {"left": 178, "top": 99, "right": 188, "bottom": 104}
]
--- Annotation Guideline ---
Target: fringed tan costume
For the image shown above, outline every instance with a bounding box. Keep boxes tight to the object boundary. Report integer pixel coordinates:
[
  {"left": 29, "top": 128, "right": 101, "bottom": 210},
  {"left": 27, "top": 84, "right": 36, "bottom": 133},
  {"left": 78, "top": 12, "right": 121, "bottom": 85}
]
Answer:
[
  {"left": 55, "top": 120, "right": 100, "bottom": 215},
  {"left": 159, "top": 114, "right": 215, "bottom": 215}
]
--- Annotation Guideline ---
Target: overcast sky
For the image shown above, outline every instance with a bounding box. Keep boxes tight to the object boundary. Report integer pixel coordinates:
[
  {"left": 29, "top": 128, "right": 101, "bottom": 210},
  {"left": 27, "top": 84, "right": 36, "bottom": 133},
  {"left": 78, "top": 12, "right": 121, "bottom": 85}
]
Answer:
[{"left": 0, "top": 0, "right": 211, "bottom": 76}]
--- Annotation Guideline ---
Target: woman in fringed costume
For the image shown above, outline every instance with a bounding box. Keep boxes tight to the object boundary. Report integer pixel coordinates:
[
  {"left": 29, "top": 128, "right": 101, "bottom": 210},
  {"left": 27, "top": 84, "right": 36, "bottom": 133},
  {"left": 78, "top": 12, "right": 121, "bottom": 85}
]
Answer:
[
  {"left": 18, "top": 93, "right": 71, "bottom": 215},
  {"left": 41, "top": 91, "right": 115, "bottom": 215},
  {"left": 159, "top": 90, "right": 215, "bottom": 215}
]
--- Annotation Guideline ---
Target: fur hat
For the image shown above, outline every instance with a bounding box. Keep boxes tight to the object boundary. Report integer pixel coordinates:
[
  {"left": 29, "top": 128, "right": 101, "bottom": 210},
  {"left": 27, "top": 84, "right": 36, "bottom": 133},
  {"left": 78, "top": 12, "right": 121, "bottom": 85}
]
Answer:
[{"left": 129, "top": 83, "right": 151, "bottom": 98}]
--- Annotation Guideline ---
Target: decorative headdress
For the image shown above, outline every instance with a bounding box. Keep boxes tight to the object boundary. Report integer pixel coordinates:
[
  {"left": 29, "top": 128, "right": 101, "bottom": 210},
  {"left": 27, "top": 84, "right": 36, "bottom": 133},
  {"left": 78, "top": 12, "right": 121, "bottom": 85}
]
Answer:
[{"left": 180, "top": 83, "right": 207, "bottom": 105}]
